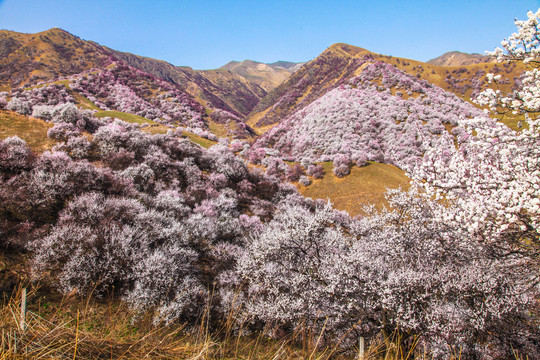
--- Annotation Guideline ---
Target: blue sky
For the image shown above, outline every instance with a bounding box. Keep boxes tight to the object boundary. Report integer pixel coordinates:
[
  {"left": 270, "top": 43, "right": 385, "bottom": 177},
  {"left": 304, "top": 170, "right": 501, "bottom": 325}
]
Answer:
[{"left": 1, "top": 0, "right": 539, "bottom": 69}]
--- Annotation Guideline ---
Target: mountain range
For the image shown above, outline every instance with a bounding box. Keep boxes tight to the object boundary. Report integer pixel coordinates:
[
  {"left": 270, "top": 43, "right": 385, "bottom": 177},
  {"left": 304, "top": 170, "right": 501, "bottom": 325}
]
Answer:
[
  {"left": 0, "top": 28, "right": 300, "bottom": 118},
  {"left": 0, "top": 28, "right": 521, "bottom": 128},
  {"left": 246, "top": 43, "right": 522, "bottom": 132},
  {"left": 0, "top": 27, "right": 525, "bottom": 212}
]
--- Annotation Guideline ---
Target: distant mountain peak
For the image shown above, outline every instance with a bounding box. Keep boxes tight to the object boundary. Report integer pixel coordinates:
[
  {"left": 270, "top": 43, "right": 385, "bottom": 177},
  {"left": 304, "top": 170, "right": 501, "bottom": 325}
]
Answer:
[
  {"left": 218, "top": 59, "right": 304, "bottom": 91},
  {"left": 268, "top": 61, "right": 300, "bottom": 70},
  {"left": 427, "top": 51, "right": 495, "bottom": 66},
  {"left": 325, "top": 43, "right": 370, "bottom": 57},
  {"left": 220, "top": 59, "right": 302, "bottom": 71},
  {"left": 43, "top": 27, "right": 71, "bottom": 34}
]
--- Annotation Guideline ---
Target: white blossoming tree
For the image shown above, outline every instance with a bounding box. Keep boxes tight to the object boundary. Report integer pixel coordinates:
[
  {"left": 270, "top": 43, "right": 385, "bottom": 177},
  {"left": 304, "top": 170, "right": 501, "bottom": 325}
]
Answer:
[
  {"left": 475, "top": 9, "right": 540, "bottom": 115},
  {"left": 413, "top": 10, "right": 540, "bottom": 268}
]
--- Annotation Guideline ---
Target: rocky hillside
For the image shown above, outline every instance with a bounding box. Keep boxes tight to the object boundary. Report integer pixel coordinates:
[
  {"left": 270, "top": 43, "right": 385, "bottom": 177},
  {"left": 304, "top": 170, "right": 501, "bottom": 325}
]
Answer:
[{"left": 0, "top": 28, "right": 109, "bottom": 90}]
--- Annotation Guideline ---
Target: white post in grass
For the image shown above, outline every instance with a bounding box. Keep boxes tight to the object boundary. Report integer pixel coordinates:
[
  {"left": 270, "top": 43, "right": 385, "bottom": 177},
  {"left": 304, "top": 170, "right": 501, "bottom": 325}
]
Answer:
[
  {"left": 20, "top": 287, "right": 27, "bottom": 332},
  {"left": 358, "top": 336, "right": 365, "bottom": 360}
]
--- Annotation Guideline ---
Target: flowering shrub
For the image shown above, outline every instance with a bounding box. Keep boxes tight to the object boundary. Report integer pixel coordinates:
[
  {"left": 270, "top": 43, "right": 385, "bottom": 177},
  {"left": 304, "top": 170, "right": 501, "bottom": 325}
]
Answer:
[
  {"left": 47, "top": 122, "right": 81, "bottom": 141},
  {"left": 285, "top": 163, "right": 304, "bottom": 182},
  {"left": 306, "top": 164, "right": 324, "bottom": 179},
  {"left": 298, "top": 175, "right": 311, "bottom": 186},
  {"left": 0, "top": 119, "right": 312, "bottom": 324}
]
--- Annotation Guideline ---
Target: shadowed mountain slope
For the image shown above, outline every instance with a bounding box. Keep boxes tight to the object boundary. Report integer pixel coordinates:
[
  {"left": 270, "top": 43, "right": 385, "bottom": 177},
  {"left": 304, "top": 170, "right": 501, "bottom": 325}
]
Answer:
[{"left": 104, "top": 48, "right": 270, "bottom": 117}]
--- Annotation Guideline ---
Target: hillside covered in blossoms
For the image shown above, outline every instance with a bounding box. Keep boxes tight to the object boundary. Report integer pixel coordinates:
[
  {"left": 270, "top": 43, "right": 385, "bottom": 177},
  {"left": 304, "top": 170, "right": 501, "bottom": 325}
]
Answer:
[{"left": 0, "top": 7, "right": 539, "bottom": 360}]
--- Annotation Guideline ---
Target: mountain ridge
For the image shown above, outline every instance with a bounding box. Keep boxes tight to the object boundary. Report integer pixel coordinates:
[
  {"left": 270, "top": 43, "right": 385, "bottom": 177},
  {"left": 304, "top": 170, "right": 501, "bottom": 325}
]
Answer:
[
  {"left": 0, "top": 28, "right": 300, "bottom": 118},
  {"left": 0, "top": 28, "right": 526, "bottom": 141},
  {"left": 219, "top": 59, "right": 303, "bottom": 92},
  {"left": 427, "top": 51, "right": 495, "bottom": 66},
  {"left": 246, "top": 42, "right": 524, "bottom": 131}
]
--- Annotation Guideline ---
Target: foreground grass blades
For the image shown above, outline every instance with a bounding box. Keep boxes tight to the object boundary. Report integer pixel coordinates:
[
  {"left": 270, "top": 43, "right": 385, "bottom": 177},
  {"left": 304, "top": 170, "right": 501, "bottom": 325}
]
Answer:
[{"left": 0, "top": 285, "right": 492, "bottom": 360}]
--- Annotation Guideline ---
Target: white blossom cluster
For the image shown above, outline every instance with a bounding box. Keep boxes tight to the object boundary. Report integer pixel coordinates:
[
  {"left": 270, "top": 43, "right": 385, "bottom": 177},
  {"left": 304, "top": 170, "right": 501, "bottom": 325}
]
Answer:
[
  {"left": 475, "top": 10, "right": 540, "bottom": 113},
  {"left": 412, "top": 116, "right": 540, "bottom": 240},
  {"left": 237, "top": 190, "right": 537, "bottom": 357},
  {"left": 412, "top": 9, "right": 540, "bottom": 264},
  {"left": 489, "top": 10, "right": 540, "bottom": 64}
]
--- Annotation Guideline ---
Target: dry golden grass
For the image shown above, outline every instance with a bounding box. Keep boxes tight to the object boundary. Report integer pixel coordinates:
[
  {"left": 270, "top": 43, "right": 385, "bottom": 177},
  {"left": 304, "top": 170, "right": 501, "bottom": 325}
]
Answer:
[
  {"left": 0, "top": 283, "right": 461, "bottom": 360},
  {"left": 208, "top": 120, "right": 229, "bottom": 138},
  {"left": 181, "top": 132, "right": 217, "bottom": 148},
  {"left": 0, "top": 285, "right": 336, "bottom": 360},
  {"left": 141, "top": 125, "right": 170, "bottom": 135},
  {"left": 94, "top": 111, "right": 155, "bottom": 125},
  {"left": 0, "top": 111, "right": 56, "bottom": 153},
  {"left": 299, "top": 162, "right": 410, "bottom": 216}
]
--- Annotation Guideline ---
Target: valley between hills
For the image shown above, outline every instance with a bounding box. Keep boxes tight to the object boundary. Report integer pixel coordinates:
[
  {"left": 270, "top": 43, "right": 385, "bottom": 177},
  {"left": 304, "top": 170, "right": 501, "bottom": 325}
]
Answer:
[
  {"left": 0, "top": 28, "right": 525, "bottom": 213},
  {"left": 0, "top": 20, "right": 538, "bottom": 359}
]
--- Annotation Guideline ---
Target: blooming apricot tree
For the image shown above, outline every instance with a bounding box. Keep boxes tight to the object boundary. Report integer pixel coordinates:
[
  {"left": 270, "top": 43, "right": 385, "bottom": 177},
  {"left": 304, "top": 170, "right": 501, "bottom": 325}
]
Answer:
[
  {"left": 476, "top": 9, "right": 540, "bottom": 114},
  {"left": 413, "top": 10, "right": 540, "bottom": 268}
]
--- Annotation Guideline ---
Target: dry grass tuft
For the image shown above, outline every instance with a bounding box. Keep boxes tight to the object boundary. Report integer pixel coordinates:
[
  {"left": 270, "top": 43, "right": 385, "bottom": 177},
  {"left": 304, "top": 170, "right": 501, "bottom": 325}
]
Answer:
[{"left": 0, "top": 285, "right": 326, "bottom": 359}]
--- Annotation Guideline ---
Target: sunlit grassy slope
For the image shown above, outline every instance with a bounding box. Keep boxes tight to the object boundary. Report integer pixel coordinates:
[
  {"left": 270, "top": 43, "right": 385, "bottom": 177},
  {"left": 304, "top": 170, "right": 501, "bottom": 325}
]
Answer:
[
  {"left": 299, "top": 162, "right": 410, "bottom": 216},
  {"left": 95, "top": 110, "right": 155, "bottom": 124},
  {"left": 181, "top": 132, "right": 216, "bottom": 148},
  {"left": 93, "top": 110, "right": 170, "bottom": 135},
  {"left": 0, "top": 110, "right": 56, "bottom": 152},
  {"left": 71, "top": 91, "right": 102, "bottom": 111}
]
